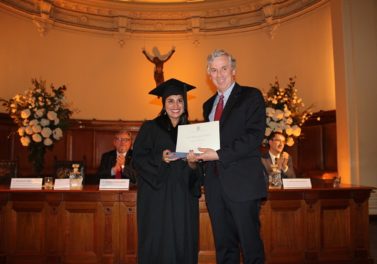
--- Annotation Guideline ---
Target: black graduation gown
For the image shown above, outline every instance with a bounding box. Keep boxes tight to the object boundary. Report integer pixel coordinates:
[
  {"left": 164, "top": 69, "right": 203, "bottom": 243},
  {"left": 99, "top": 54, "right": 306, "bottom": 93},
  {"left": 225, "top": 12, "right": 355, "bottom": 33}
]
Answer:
[{"left": 132, "top": 116, "right": 200, "bottom": 264}]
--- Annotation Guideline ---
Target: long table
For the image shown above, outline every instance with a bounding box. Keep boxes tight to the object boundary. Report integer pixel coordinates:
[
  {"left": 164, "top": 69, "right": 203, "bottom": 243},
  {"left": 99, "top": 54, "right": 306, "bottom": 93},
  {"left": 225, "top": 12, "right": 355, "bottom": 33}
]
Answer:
[{"left": 0, "top": 182, "right": 373, "bottom": 263}]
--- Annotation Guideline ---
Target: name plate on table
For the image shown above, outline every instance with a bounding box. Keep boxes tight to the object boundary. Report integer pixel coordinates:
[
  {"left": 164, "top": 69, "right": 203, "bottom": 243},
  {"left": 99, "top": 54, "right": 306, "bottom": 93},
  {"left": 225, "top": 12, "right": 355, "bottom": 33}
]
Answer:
[
  {"left": 54, "top": 179, "right": 71, "bottom": 190},
  {"left": 10, "top": 178, "right": 43, "bottom": 189},
  {"left": 99, "top": 179, "right": 129, "bottom": 190},
  {"left": 283, "top": 178, "right": 312, "bottom": 189},
  {"left": 175, "top": 121, "right": 220, "bottom": 158}
]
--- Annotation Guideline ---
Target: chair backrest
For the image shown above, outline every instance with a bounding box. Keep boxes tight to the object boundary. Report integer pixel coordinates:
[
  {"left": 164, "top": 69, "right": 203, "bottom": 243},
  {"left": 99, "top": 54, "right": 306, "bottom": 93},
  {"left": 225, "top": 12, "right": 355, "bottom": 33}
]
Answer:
[
  {"left": 54, "top": 160, "right": 85, "bottom": 179},
  {"left": 0, "top": 160, "right": 18, "bottom": 185}
]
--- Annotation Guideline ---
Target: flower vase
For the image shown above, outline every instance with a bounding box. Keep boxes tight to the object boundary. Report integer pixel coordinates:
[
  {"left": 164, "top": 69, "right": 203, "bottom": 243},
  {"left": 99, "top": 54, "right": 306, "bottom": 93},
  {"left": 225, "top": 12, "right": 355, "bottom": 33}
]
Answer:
[{"left": 28, "top": 143, "right": 46, "bottom": 177}]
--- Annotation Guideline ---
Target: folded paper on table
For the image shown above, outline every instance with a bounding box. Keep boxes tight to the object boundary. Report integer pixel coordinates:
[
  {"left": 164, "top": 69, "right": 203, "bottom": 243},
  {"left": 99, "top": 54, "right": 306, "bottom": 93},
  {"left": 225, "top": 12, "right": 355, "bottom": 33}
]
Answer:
[
  {"left": 54, "top": 179, "right": 71, "bottom": 190},
  {"left": 99, "top": 179, "right": 129, "bottom": 190},
  {"left": 282, "top": 178, "right": 312, "bottom": 189},
  {"left": 10, "top": 178, "right": 43, "bottom": 189},
  {"left": 175, "top": 121, "right": 220, "bottom": 155}
]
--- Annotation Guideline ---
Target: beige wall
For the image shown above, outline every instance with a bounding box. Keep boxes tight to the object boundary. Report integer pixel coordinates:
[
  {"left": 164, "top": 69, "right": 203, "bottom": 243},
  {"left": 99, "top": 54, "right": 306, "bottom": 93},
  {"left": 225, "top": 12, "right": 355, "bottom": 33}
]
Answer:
[
  {"left": 331, "top": 0, "right": 377, "bottom": 189},
  {"left": 0, "top": 3, "right": 335, "bottom": 121}
]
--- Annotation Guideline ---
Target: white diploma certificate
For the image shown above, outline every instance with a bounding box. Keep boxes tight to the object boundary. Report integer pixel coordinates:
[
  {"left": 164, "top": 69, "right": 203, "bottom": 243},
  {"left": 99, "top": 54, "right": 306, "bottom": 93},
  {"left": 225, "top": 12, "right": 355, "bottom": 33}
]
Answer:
[{"left": 175, "top": 121, "right": 220, "bottom": 157}]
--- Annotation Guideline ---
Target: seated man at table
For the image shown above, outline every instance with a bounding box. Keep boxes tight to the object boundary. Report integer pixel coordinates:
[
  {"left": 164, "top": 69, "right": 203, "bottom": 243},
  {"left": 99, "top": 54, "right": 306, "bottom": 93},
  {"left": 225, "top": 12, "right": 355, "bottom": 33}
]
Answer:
[
  {"left": 262, "top": 131, "right": 296, "bottom": 178},
  {"left": 97, "top": 130, "right": 137, "bottom": 184}
]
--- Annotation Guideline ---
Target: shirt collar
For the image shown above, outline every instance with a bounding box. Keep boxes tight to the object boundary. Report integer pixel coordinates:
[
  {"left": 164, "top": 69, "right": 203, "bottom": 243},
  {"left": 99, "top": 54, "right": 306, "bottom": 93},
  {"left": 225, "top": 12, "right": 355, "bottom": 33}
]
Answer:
[
  {"left": 217, "top": 82, "right": 235, "bottom": 104},
  {"left": 117, "top": 151, "right": 127, "bottom": 157},
  {"left": 269, "top": 151, "right": 280, "bottom": 163}
]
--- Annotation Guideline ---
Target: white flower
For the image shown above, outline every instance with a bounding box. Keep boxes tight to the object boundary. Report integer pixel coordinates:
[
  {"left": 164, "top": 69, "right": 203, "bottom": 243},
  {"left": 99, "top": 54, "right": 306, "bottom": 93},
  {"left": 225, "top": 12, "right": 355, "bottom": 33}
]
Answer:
[
  {"left": 41, "top": 127, "right": 52, "bottom": 138},
  {"left": 29, "top": 119, "right": 39, "bottom": 126},
  {"left": 268, "top": 121, "right": 277, "bottom": 129},
  {"left": 265, "top": 127, "right": 272, "bottom": 137},
  {"left": 32, "top": 124, "right": 42, "bottom": 133},
  {"left": 4, "top": 79, "right": 72, "bottom": 164},
  {"left": 18, "top": 127, "right": 25, "bottom": 136},
  {"left": 292, "top": 125, "right": 301, "bottom": 137},
  {"left": 285, "top": 126, "right": 293, "bottom": 136},
  {"left": 266, "top": 107, "right": 275, "bottom": 117},
  {"left": 284, "top": 109, "right": 291, "bottom": 117},
  {"left": 20, "top": 136, "right": 31, "bottom": 146},
  {"left": 32, "top": 133, "right": 42, "bottom": 142},
  {"left": 286, "top": 137, "right": 294, "bottom": 147},
  {"left": 264, "top": 77, "right": 312, "bottom": 146},
  {"left": 40, "top": 118, "right": 50, "bottom": 127},
  {"left": 286, "top": 117, "right": 293, "bottom": 125},
  {"left": 43, "top": 138, "right": 53, "bottom": 146},
  {"left": 21, "top": 109, "right": 31, "bottom": 119},
  {"left": 272, "top": 109, "right": 284, "bottom": 121},
  {"left": 47, "top": 111, "right": 57, "bottom": 120},
  {"left": 25, "top": 126, "right": 33, "bottom": 135},
  {"left": 35, "top": 108, "right": 44, "bottom": 118},
  {"left": 53, "top": 127, "right": 63, "bottom": 140}
]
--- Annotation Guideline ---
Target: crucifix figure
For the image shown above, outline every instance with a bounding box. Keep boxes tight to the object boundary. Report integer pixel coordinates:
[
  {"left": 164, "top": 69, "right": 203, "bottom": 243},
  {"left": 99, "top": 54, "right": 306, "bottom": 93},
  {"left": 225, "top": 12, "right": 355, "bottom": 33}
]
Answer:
[{"left": 142, "top": 46, "right": 176, "bottom": 86}]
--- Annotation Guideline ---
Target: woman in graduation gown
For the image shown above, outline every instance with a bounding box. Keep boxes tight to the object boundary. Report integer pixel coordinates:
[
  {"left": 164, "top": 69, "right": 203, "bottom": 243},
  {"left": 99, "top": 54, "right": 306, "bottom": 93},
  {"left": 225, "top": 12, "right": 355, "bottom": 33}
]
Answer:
[{"left": 133, "top": 78, "right": 201, "bottom": 264}]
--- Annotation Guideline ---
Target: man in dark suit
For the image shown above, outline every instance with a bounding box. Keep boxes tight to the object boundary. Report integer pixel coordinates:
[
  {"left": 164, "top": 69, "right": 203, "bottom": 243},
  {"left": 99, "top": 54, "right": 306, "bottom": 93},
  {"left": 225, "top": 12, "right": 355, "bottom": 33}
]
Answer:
[
  {"left": 261, "top": 131, "right": 296, "bottom": 179},
  {"left": 97, "top": 130, "right": 137, "bottom": 184},
  {"left": 196, "top": 49, "right": 267, "bottom": 264}
]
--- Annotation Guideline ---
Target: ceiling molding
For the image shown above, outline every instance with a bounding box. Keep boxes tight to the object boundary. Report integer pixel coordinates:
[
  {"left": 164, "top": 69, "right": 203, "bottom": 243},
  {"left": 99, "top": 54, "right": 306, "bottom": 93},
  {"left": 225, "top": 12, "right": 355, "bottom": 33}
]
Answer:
[{"left": 0, "top": 0, "right": 328, "bottom": 39}]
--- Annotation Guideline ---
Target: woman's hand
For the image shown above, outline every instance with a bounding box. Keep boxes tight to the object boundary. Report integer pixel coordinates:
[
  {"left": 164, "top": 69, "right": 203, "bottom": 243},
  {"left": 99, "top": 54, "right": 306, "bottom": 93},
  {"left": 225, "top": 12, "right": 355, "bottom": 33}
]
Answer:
[{"left": 162, "top": 149, "right": 178, "bottom": 163}]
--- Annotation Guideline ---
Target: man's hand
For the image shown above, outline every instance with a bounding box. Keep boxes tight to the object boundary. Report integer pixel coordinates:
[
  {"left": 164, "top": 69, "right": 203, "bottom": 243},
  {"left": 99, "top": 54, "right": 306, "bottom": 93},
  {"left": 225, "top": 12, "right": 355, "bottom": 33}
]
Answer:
[
  {"left": 186, "top": 150, "right": 197, "bottom": 169},
  {"left": 196, "top": 148, "right": 219, "bottom": 161},
  {"left": 277, "top": 151, "right": 289, "bottom": 171},
  {"left": 113, "top": 155, "right": 125, "bottom": 172}
]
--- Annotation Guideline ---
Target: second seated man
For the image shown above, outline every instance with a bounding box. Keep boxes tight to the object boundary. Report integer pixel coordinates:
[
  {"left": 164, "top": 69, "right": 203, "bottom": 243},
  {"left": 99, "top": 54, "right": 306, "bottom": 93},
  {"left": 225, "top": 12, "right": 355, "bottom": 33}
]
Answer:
[{"left": 261, "top": 131, "right": 296, "bottom": 178}]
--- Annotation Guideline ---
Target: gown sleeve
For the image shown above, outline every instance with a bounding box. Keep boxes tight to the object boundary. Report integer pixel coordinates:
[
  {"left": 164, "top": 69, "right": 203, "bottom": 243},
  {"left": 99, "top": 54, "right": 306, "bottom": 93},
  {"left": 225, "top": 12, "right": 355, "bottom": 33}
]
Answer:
[{"left": 132, "top": 121, "right": 169, "bottom": 189}]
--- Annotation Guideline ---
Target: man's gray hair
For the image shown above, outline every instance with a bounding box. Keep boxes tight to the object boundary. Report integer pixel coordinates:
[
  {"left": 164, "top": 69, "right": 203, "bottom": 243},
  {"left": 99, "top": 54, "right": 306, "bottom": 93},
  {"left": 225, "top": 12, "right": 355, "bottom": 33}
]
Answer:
[
  {"left": 207, "top": 49, "right": 237, "bottom": 73},
  {"left": 115, "top": 129, "right": 132, "bottom": 139}
]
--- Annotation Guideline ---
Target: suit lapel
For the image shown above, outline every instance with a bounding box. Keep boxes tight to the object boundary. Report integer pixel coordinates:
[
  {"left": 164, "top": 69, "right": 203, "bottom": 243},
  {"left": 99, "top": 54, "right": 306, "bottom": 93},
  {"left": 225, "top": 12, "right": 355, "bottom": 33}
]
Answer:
[
  {"left": 204, "top": 94, "right": 217, "bottom": 121},
  {"left": 219, "top": 83, "right": 241, "bottom": 127},
  {"left": 110, "top": 150, "right": 117, "bottom": 167}
]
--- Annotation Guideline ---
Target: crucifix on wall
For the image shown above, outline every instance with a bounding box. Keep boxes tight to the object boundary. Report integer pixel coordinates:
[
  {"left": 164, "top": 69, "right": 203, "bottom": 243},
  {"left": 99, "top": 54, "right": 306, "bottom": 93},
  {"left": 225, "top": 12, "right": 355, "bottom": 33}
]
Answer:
[{"left": 142, "top": 46, "right": 175, "bottom": 86}]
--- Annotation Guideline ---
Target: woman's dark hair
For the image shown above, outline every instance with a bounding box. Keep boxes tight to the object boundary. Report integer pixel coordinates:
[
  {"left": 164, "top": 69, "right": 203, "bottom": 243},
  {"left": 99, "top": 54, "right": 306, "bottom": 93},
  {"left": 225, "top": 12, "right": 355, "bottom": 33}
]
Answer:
[{"left": 159, "top": 95, "right": 189, "bottom": 126}]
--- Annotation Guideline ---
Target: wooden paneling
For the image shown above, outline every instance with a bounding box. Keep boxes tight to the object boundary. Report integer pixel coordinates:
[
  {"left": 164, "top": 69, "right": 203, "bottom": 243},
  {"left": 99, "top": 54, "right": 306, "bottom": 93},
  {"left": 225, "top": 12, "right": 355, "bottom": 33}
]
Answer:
[
  {"left": 323, "top": 123, "right": 338, "bottom": 171},
  {"left": 0, "top": 111, "right": 337, "bottom": 180},
  {"left": 298, "top": 125, "right": 324, "bottom": 172},
  {"left": 0, "top": 125, "right": 13, "bottom": 160},
  {"left": 0, "top": 184, "right": 373, "bottom": 264},
  {"left": 94, "top": 130, "right": 117, "bottom": 169}
]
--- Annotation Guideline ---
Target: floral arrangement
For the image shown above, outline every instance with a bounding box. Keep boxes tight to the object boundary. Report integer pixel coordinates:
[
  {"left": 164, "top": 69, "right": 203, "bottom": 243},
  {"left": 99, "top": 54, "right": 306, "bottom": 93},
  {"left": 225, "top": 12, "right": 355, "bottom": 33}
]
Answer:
[
  {"left": 264, "top": 77, "right": 312, "bottom": 146},
  {"left": 0, "top": 79, "right": 73, "bottom": 174}
]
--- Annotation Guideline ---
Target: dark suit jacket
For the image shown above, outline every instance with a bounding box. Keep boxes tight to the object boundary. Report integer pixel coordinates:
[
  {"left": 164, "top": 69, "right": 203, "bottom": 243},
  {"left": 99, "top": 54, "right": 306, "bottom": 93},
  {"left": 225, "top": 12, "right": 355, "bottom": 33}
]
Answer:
[
  {"left": 97, "top": 149, "right": 137, "bottom": 184},
  {"left": 203, "top": 83, "right": 267, "bottom": 202},
  {"left": 261, "top": 151, "right": 296, "bottom": 178}
]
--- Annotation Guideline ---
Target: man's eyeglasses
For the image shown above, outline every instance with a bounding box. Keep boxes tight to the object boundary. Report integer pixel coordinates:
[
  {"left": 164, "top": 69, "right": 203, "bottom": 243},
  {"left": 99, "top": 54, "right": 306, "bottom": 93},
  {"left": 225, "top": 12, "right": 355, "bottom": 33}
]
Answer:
[
  {"left": 115, "top": 137, "right": 131, "bottom": 143},
  {"left": 272, "top": 138, "right": 286, "bottom": 144}
]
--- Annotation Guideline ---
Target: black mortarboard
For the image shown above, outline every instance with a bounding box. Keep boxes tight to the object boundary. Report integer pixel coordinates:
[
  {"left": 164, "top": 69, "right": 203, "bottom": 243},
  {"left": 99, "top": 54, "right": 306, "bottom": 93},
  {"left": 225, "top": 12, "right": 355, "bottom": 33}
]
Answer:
[{"left": 149, "top": 78, "right": 195, "bottom": 99}]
